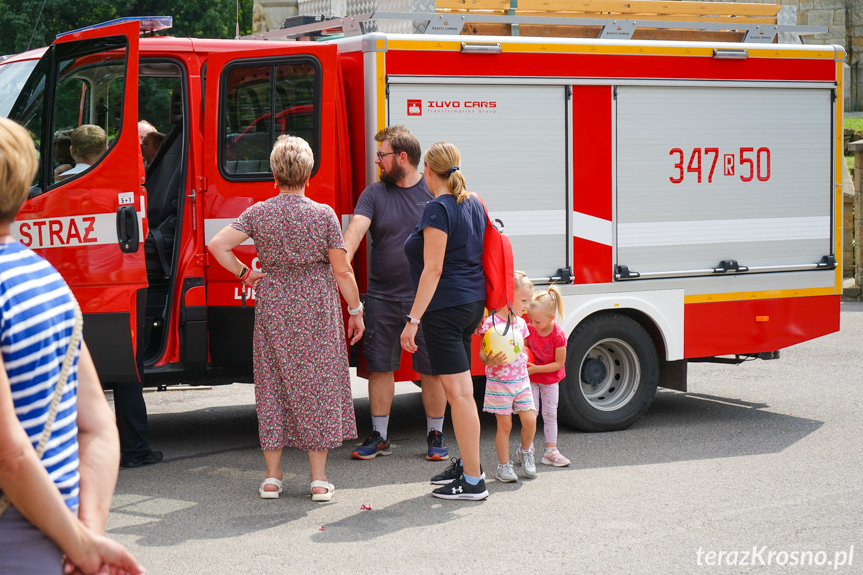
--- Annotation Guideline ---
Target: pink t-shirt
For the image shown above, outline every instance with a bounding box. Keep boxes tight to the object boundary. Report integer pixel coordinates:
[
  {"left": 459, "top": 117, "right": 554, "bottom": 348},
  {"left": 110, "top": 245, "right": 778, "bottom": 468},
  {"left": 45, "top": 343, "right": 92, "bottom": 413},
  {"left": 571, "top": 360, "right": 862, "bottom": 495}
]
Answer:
[
  {"left": 479, "top": 314, "right": 530, "bottom": 383},
  {"left": 527, "top": 323, "right": 567, "bottom": 385}
]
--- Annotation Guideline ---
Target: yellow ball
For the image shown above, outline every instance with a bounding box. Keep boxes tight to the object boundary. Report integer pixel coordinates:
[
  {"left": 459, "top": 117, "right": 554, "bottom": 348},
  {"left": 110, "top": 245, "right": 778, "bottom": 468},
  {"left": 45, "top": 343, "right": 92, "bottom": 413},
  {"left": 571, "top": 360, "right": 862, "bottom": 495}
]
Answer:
[{"left": 482, "top": 322, "right": 524, "bottom": 365}]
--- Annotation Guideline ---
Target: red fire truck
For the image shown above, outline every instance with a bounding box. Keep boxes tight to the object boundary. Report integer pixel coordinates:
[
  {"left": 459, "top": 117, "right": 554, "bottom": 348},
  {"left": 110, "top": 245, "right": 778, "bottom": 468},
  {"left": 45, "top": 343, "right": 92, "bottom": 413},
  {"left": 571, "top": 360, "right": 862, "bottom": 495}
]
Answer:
[{"left": 0, "top": 15, "right": 843, "bottom": 431}]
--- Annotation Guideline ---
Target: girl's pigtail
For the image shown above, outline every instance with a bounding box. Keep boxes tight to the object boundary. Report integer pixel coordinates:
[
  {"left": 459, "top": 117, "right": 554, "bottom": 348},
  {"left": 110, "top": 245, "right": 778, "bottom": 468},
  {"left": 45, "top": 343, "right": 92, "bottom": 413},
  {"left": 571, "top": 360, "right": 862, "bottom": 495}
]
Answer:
[{"left": 547, "top": 285, "right": 564, "bottom": 319}]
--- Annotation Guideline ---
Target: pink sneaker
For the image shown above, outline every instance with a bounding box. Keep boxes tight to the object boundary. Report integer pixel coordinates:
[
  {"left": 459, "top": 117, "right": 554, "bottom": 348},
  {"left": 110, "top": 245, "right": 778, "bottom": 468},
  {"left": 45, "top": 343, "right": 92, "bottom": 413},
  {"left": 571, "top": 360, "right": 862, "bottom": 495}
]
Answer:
[{"left": 541, "top": 448, "right": 571, "bottom": 467}]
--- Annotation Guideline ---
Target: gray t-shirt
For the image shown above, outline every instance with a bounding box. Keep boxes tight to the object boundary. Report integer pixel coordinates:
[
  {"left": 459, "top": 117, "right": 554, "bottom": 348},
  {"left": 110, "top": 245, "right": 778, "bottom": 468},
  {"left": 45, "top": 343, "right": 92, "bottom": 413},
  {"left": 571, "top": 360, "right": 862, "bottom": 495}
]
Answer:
[{"left": 353, "top": 177, "right": 433, "bottom": 301}]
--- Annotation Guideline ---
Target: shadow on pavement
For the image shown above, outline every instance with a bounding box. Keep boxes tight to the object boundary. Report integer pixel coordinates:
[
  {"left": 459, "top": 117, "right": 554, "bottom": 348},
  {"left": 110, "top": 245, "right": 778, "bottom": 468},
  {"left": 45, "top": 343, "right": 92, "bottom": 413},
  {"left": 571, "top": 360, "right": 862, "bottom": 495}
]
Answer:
[{"left": 109, "top": 386, "right": 821, "bottom": 545}]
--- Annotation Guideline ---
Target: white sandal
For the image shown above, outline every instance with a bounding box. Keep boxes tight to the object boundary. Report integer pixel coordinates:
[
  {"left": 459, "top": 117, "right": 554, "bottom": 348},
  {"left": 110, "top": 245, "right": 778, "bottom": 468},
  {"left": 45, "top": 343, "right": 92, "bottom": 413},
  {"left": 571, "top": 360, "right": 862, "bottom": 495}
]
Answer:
[
  {"left": 310, "top": 480, "right": 334, "bottom": 502},
  {"left": 259, "top": 477, "right": 283, "bottom": 499}
]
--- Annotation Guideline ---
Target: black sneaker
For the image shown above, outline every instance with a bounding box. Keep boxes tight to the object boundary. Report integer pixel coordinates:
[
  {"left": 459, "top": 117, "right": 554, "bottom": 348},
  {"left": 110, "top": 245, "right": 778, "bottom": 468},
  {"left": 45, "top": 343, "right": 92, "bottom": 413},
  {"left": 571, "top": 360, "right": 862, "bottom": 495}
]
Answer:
[
  {"left": 432, "top": 473, "right": 488, "bottom": 501},
  {"left": 120, "top": 450, "right": 163, "bottom": 468},
  {"left": 430, "top": 457, "right": 485, "bottom": 485},
  {"left": 426, "top": 429, "right": 448, "bottom": 461},
  {"left": 430, "top": 457, "right": 461, "bottom": 484},
  {"left": 351, "top": 431, "right": 392, "bottom": 460}
]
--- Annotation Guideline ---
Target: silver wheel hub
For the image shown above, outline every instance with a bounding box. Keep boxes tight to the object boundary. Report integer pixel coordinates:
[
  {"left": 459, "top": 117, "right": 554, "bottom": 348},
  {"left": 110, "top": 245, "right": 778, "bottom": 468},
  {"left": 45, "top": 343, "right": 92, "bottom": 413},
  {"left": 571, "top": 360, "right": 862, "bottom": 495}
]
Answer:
[{"left": 579, "top": 338, "right": 640, "bottom": 412}]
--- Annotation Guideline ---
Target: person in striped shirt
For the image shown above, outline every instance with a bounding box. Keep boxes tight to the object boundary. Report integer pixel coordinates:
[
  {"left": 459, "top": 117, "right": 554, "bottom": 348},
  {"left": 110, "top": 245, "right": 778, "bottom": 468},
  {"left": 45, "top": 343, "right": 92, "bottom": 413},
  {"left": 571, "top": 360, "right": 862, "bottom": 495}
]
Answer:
[{"left": 0, "top": 118, "right": 143, "bottom": 574}]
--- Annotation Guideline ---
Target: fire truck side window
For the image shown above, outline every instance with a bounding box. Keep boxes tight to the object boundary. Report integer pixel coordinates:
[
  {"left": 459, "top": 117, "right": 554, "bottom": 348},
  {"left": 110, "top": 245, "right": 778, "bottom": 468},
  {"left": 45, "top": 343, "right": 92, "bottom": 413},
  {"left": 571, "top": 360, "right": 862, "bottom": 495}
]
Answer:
[
  {"left": 50, "top": 49, "right": 127, "bottom": 186},
  {"left": 222, "top": 58, "right": 319, "bottom": 178}
]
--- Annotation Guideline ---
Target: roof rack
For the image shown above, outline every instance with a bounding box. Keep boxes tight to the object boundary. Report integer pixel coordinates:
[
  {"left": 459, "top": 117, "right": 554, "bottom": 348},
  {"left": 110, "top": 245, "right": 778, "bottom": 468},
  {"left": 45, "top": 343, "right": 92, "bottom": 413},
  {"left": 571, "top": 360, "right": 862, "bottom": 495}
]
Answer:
[{"left": 245, "top": 9, "right": 826, "bottom": 43}]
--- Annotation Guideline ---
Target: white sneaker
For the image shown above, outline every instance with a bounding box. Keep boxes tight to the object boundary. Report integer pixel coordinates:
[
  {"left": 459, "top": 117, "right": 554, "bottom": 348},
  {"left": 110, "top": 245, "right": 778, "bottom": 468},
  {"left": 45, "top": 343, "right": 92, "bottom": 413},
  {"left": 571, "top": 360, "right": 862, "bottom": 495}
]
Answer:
[
  {"left": 517, "top": 448, "right": 537, "bottom": 478},
  {"left": 495, "top": 461, "right": 517, "bottom": 483}
]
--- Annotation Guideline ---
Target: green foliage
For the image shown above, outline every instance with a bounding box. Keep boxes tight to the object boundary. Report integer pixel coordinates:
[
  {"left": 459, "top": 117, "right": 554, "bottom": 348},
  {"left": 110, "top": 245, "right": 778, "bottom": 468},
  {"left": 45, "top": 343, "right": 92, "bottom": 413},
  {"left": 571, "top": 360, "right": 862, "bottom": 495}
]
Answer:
[
  {"left": 0, "top": 0, "right": 253, "bottom": 57},
  {"left": 845, "top": 117, "right": 863, "bottom": 175}
]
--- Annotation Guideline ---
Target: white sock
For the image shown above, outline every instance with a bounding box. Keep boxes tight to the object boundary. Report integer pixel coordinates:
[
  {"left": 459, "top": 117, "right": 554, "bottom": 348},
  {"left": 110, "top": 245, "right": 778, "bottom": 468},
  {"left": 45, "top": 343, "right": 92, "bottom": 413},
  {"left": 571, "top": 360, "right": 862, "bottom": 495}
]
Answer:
[
  {"left": 372, "top": 415, "right": 389, "bottom": 440},
  {"left": 427, "top": 417, "right": 444, "bottom": 434}
]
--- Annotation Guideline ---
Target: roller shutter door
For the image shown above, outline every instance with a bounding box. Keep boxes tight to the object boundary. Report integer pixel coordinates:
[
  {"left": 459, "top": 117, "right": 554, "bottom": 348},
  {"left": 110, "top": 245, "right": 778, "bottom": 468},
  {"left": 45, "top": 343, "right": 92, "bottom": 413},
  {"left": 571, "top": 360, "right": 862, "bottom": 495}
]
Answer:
[
  {"left": 616, "top": 86, "right": 832, "bottom": 277},
  {"left": 389, "top": 83, "right": 568, "bottom": 281}
]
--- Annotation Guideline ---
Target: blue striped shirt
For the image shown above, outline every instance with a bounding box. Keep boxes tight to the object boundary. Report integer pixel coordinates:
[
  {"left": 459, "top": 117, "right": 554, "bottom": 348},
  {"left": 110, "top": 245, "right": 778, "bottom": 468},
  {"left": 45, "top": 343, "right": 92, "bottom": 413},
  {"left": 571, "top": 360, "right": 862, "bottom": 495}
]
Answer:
[{"left": 0, "top": 241, "right": 80, "bottom": 511}]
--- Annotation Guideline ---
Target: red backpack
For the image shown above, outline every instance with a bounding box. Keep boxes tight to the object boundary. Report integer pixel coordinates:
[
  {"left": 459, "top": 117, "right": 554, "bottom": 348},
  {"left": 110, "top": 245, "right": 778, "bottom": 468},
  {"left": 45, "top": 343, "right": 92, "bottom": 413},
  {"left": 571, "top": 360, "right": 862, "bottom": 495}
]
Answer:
[{"left": 474, "top": 194, "right": 514, "bottom": 316}]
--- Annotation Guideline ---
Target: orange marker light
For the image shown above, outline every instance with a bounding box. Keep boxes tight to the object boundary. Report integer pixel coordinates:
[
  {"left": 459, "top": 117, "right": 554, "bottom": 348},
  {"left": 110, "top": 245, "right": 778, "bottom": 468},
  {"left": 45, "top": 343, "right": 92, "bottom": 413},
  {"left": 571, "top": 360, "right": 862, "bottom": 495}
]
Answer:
[{"left": 755, "top": 316, "right": 770, "bottom": 323}]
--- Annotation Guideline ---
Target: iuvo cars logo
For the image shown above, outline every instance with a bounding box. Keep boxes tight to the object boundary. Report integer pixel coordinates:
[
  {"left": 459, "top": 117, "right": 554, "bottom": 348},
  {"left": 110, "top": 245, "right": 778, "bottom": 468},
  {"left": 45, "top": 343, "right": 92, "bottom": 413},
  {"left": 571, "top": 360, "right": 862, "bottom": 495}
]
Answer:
[{"left": 407, "top": 99, "right": 497, "bottom": 115}]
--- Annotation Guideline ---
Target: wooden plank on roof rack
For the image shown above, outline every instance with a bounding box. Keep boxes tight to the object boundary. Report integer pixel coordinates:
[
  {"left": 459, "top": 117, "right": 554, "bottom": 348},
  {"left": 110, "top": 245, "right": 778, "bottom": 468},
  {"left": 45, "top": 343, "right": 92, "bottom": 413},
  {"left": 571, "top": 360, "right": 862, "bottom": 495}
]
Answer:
[
  {"left": 439, "top": 0, "right": 781, "bottom": 40},
  {"left": 459, "top": 22, "right": 746, "bottom": 42},
  {"left": 510, "top": 12, "right": 778, "bottom": 25},
  {"left": 514, "top": 0, "right": 779, "bottom": 17},
  {"left": 437, "top": 0, "right": 510, "bottom": 10}
]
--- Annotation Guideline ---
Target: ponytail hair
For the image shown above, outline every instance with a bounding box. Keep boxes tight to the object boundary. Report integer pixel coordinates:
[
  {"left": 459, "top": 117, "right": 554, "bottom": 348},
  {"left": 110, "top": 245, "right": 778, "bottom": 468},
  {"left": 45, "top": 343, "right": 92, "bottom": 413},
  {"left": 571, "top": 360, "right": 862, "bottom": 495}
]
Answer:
[
  {"left": 529, "top": 285, "right": 565, "bottom": 319},
  {"left": 424, "top": 142, "right": 469, "bottom": 203}
]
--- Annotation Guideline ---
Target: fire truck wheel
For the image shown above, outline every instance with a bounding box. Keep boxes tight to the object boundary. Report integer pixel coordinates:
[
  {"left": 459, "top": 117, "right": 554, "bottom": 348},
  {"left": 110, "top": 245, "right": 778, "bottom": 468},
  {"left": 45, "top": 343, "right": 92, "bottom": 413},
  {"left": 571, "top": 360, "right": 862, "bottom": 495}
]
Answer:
[{"left": 559, "top": 313, "right": 658, "bottom": 432}]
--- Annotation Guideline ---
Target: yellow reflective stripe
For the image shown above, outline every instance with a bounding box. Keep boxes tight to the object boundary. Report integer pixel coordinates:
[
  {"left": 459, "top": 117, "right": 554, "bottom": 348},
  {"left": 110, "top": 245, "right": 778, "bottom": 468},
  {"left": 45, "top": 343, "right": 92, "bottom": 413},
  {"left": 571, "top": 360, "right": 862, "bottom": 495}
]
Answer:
[{"left": 684, "top": 286, "right": 835, "bottom": 304}]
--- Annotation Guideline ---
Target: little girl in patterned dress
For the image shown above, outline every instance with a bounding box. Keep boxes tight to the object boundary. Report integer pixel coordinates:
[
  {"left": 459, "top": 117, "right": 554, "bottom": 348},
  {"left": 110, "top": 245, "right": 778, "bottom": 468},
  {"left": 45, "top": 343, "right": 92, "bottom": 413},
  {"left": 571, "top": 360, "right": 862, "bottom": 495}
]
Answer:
[
  {"left": 479, "top": 271, "right": 537, "bottom": 482},
  {"left": 526, "top": 286, "right": 571, "bottom": 466}
]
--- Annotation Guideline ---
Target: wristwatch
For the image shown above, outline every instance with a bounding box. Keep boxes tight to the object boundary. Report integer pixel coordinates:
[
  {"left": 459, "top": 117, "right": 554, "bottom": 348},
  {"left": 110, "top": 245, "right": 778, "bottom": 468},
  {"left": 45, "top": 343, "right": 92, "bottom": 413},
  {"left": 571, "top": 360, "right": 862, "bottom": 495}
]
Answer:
[{"left": 406, "top": 315, "right": 420, "bottom": 325}]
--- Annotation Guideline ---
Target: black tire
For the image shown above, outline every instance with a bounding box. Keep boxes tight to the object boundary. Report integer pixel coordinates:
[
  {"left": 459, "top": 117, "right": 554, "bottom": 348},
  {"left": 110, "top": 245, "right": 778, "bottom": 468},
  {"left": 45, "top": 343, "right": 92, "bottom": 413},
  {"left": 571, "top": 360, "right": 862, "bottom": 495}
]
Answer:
[{"left": 559, "top": 313, "right": 658, "bottom": 432}]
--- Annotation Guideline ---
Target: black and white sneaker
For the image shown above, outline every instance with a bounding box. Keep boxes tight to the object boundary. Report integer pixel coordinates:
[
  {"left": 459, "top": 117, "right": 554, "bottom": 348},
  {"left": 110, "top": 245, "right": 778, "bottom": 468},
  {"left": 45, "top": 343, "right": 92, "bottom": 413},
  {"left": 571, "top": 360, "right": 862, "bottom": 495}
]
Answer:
[
  {"left": 431, "top": 457, "right": 462, "bottom": 485},
  {"left": 432, "top": 473, "right": 488, "bottom": 501},
  {"left": 430, "top": 457, "right": 486, "bottom": 485}
]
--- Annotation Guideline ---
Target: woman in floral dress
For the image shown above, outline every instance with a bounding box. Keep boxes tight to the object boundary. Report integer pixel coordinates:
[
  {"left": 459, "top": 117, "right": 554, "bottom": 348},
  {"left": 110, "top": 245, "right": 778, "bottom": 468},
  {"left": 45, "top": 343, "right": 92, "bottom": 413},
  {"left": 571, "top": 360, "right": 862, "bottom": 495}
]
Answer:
[{"left": 209, "top": 136, "right": 362, "bottom": 502}]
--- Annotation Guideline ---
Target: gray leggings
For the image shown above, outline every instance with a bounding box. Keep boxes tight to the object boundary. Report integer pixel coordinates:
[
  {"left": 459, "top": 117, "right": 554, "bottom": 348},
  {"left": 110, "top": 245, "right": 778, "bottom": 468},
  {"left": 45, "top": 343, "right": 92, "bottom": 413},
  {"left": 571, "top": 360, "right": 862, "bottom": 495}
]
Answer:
[{"left": 0, "top": 506, "right": 64, "bottom": 574}]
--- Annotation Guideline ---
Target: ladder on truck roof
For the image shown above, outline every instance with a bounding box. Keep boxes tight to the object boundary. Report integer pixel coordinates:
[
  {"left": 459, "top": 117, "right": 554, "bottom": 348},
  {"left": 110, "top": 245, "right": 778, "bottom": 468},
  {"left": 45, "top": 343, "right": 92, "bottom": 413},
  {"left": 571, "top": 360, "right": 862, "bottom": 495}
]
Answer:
[{"left": 246, "top": 0, "right": 827, "bottom": 44}]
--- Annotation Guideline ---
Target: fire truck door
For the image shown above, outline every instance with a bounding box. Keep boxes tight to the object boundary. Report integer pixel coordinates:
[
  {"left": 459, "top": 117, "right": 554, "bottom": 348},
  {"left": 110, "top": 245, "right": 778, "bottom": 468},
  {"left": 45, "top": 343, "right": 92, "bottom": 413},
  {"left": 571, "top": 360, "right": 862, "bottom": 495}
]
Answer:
[
  {"left": 388, "top": 83, "right": 570, "bottom": 283},
  {"left": 8, "top": 21, "right": 146, "bottom": 383},
  {"left": 202, "top": 45, "right": 335, "bottom": 370}
]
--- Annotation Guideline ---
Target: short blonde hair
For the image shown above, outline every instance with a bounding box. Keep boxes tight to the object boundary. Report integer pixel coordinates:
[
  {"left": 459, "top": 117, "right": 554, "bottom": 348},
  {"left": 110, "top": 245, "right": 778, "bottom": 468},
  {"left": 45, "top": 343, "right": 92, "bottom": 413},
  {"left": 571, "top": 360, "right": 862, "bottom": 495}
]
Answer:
[
  {"left": 0, "top": 118, "right": 39, "bottom": 223},
  {"left": 270, "top": 135, "right": 314, "bottom": 188},
  {"left": 70, "top": 124, "right": 107, "bottom": 162},
  {"left": 514, "top": 270, "right": 534, "bottom": 294},
  {"left": 424, "top": 142, "right": 468, "bottom": 204}
]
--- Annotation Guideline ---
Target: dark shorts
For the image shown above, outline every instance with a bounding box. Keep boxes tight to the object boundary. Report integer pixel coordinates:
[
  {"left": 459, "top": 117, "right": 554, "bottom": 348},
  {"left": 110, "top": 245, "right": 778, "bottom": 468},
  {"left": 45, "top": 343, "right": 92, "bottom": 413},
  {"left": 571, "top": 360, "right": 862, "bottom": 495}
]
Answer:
[
  {"left": 0, "top": 506, "right": 64, "bottom": 574},
  {"left": 421, "top": 300, "right": 486, "bottom": 376},
  {"left": 363, "top": 295, "right": 432, "bottom": 374}
]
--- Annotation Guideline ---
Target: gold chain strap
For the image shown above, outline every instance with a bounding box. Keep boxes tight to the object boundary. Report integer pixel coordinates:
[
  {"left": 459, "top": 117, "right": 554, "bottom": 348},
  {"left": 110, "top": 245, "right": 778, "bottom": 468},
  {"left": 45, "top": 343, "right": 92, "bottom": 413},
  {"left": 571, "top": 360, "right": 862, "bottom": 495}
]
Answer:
[{"left": 0, "top": 296, "right": 83, "bottom": 517}]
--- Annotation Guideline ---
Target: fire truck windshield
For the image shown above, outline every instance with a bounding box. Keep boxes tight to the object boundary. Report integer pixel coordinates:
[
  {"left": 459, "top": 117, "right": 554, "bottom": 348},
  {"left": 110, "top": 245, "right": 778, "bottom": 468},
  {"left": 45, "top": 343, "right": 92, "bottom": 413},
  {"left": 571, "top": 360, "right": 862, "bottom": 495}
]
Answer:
[{"left": 0, "top": 59, "right": 39, "bottom": 118}]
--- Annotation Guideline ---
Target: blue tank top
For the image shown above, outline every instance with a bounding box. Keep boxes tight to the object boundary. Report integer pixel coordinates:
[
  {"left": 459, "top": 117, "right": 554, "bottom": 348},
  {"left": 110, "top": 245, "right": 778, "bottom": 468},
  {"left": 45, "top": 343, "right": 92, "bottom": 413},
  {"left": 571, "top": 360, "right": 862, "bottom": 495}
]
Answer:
[{"left": 0, "top": 241, "right": 80, "bottom": 511}]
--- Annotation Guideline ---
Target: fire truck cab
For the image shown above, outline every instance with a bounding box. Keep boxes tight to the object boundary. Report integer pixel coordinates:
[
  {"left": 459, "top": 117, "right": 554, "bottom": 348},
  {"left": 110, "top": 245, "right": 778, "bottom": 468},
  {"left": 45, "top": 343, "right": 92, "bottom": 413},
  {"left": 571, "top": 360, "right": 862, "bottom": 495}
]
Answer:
[{"left": 0, "top": 14, "right": 844, "bottom": 431}]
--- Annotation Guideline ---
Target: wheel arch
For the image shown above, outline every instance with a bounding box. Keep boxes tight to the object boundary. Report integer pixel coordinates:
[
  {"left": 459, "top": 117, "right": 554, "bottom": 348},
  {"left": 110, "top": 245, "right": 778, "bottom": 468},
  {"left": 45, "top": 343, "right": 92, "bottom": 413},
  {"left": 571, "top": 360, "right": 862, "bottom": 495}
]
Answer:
[{"left": 558, "top": 290, "right": 684, "bottom": 361}]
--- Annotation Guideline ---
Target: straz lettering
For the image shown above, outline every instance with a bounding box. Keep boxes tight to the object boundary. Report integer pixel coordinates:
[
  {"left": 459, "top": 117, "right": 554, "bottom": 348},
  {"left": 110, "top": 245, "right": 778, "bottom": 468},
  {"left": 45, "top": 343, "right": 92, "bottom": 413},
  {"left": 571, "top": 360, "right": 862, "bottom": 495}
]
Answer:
[
  {"left": 17, "top": 216, "right": 99, "bottom": 247},
  {"left": 669, "top": 147, "right": 771, "bottom": 184}
]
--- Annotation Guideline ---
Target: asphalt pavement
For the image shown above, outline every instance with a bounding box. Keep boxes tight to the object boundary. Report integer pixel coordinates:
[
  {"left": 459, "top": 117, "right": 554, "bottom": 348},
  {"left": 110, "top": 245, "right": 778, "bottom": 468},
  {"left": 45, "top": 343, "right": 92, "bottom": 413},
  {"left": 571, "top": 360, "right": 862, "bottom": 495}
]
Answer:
[{"left": 106, "top": 302, "right": 863, "bottom": 574}]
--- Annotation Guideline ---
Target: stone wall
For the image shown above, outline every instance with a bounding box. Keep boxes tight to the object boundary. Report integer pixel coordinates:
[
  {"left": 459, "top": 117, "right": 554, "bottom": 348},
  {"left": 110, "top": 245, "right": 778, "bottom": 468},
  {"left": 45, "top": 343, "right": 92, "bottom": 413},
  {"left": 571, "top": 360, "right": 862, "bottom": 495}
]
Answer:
[
  {"left": 690, "top": 0, "right": 860, "bottom": 111},
  {"left": 253, "top": 0, "right": 299, "bottom": 34}
]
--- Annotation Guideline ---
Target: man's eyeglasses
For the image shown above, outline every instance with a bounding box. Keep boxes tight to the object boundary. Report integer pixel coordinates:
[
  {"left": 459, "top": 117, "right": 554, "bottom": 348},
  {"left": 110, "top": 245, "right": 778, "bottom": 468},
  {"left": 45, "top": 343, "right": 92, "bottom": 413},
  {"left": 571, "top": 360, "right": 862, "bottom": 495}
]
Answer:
[{"left": 376, "top": 151, "right": 397, "bottom": 160}]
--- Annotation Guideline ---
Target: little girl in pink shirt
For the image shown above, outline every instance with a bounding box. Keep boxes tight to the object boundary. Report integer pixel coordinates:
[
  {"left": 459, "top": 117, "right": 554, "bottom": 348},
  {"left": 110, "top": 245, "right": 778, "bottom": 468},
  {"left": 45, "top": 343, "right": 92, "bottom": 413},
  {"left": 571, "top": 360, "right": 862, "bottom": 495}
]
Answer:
[{"left": 526, "top": 286, "right": 571, "bottom": 466}]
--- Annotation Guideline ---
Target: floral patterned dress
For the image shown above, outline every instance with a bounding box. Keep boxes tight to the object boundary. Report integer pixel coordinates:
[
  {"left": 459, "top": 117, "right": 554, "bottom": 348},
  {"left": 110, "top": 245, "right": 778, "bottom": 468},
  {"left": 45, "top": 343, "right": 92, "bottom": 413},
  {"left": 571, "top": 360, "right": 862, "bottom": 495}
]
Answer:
[{"left": 232, "top": 193, "right": 357, "bottom": 451}]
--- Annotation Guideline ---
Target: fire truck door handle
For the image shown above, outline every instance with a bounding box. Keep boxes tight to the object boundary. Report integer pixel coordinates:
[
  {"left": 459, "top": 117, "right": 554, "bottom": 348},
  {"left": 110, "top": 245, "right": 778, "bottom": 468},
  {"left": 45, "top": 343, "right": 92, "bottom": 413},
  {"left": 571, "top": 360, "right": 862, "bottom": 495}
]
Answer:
[{"left": 116, "top": 205, "right": 140, "bottom": 253}]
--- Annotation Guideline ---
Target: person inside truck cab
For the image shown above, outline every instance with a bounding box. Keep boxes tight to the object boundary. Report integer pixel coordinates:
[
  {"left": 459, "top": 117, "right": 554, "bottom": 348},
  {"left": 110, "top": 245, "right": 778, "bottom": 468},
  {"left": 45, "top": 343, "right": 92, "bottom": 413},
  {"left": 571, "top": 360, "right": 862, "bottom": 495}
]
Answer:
[
  {"left": 141, "top": 130, "right": 164, "bottom": 170},
  {"left": 137, "top": 119, "right": 155, "bottom": 143},
  {"left": 56, "top": 124, "right": 107, "bottom": 180},
  {"left": 52, "top": 130, "right": 74, "bottom": 181}
]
